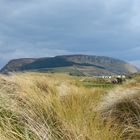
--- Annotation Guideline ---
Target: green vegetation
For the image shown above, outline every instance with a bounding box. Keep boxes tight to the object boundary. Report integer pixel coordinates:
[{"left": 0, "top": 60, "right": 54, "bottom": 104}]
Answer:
[{"left": 80, "top": 78, "right": 114, "bottom": 88}]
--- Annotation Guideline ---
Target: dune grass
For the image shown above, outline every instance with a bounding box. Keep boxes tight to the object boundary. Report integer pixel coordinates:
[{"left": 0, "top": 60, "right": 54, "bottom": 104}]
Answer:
[
  {"left": 98, "top": 75, "right": 140, "bottom": 140},
  {"left": 0, "top": 72, "right": 139, "bottom": 140}
]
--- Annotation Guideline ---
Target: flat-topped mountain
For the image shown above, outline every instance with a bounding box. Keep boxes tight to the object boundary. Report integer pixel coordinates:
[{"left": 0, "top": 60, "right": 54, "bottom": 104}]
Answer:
[{"left": 1, "top": 55, "right": 139, "bottom": 76}]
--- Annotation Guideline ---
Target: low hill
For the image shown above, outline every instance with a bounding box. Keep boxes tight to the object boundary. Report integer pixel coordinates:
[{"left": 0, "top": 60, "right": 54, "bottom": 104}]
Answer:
[{"left": 0, "top": 55, "right": 138, "bottom": 76}]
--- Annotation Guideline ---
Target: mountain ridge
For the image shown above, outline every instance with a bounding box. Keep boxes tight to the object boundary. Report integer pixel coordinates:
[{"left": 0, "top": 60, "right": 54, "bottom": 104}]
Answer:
[{"left": 1, "top": 54, "right": 139, "bottom": 76}]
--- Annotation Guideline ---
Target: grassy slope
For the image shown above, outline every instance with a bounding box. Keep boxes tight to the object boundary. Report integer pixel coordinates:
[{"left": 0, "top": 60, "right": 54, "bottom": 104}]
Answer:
[
  {"left": 37, "top": 66, "right": 115, "bottom": 77},
  {"left": 0, "top": 72, "right": 139, "bottom": 140}
]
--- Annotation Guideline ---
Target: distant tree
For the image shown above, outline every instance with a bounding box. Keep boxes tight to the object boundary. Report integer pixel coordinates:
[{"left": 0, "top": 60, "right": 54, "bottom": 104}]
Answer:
[{"left": 116, "top": 78, "right": 123, "bottom": 84}]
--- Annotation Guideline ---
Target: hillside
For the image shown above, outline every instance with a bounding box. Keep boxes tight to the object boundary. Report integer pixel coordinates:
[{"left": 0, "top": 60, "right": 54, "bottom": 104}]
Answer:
[{"left": 1, "top": 55, "right": 138, "bottom": 75}]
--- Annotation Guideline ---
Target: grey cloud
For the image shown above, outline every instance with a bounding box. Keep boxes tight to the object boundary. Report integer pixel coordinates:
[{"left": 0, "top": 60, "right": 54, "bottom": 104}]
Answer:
[{"left": 0, "top": 0, "right": 140, "bottom": 68}]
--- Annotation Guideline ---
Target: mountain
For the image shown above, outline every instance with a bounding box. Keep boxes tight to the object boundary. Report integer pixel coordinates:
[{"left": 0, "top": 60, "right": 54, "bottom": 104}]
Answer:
[{"left": 1, "top": 55, "right": 139, "bottom": 76}]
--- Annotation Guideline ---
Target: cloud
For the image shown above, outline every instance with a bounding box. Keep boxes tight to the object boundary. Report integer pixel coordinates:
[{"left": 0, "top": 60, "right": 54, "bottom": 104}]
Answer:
[{"left": 0, "top": 0, "right": 140, "bottom": 68}]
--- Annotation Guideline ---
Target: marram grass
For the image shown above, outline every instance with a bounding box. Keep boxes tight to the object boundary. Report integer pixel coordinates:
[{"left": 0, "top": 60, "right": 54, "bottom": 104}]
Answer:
[{"left": 0, "top": 72, "right": 139, "bottom": 140}]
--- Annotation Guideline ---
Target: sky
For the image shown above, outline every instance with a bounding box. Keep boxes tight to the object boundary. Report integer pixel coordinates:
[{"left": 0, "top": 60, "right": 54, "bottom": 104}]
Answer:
[{"left": 0, "top": 0, "right": 140, "bottom": 68}]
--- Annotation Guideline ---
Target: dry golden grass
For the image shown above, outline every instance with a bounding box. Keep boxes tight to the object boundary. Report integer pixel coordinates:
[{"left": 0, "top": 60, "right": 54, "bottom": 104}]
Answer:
[
  {"left": 98, "top": 75, "right": 140, "bottom": 140},
  {"left": 0, "top": 72, "right": 139, "bottom": 140}
]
